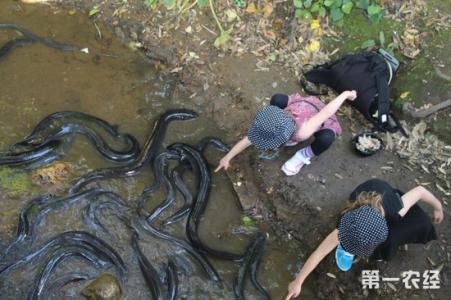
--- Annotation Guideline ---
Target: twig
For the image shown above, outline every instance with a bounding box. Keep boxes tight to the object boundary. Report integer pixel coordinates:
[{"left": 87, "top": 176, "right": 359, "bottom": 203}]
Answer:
[
  {"left": 404, "top": 99, "right": 451, "bottom": 118},
  {"left": 208, "top": 0, "right": 224, "bottom": 34},
  {"left": 434, "top": 66, "right": 451, "bottom": 83},
  {"left": 286, "top": 9, "right": 297, "bottom": 50},
  {"left": 93, "top": 21, "right": 102, "bottom": 40}
]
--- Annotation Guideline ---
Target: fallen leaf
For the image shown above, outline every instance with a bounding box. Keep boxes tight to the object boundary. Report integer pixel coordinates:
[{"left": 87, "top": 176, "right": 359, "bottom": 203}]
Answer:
[
  {"left": 400, "top": 91, "right": 410, "bottom": 99},
  {"left": 326, "top": 273, "right": 336, "bottom": 279},
  {"left": 263, "top": 3, "right": 273, "bottom": 18},
  {"left": 185, "top": 26, "right": 193, "bottom": 34},
  {"left": 307, "top": 40, "right": 320, "bottom": 52},
  {"left": 246, "top": 3, "right": 257, "bottom": 14}
]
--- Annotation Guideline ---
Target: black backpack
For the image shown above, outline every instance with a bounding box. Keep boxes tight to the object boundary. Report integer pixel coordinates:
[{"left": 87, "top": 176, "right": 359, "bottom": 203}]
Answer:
[{"left": 300, "top": 49, "right": 406, "bottom": 135}]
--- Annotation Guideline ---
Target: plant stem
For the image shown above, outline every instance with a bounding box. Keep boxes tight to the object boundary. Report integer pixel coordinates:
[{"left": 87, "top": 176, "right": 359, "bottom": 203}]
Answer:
[{"left": 208, "top": 0, "right": 224, "bottom": 33}]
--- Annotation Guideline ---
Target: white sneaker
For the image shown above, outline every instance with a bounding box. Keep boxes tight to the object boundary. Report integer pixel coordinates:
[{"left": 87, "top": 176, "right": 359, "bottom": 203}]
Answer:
[{"left": 281, "top": 152, "right": 311, "bottom": 176}]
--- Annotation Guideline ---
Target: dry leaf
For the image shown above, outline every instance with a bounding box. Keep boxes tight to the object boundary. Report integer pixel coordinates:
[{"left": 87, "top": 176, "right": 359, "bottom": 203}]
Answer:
[
  {"left": 246, "top": 3, "right": 257, "bottom": 14},
  {"left": 263, "top": 3, "right": 273, "bottom": 18},
  {"left": 326, "top": 273, "right": 336, "bottom": 279}
]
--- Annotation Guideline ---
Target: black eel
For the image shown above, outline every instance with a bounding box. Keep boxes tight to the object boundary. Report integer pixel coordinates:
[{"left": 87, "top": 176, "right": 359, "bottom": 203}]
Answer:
[
  {"left": 0, "top": 231, "right": 127, "bottom": 280},
  {"left": 196, "top": 137, "right": 230, "bottom": 153},
  {"left": 44, "top": 272, "right": 93, "bottom": 298},
  {"left": 20, "top": 123, "right": 139, "bottom": 163},
  {"left": 82, "top": 191, "right": 133, "bottom": 236},
  {"left": 166, "top": 258, "right": 178, "bottom": 300},
  {"left": 0, "top": 37, "right": 34, "bottom": 59},
  {"left": 160, "top": 166, "right": 194, "bottom": 227},
  {"left": 0, "top": 140, "right": 61, "bottom": 166},
  {"left": 131, "top": 232, "right": 165, "bottom": 300},
  {"left": 28, "top": 246, "right": 109, "bottom": 300},
  {"left": 69, "top": 109, "right": 198, "bottom": 194},
  {"left": 145, "top": 151, "right": 180, "bottom": 224},
  {"left": 133, "top": 218, "right": 220, "bottom": 283},
  {"left": 1, "top": 189, "right": 102, "bottom": 262},
  {"left": 168, "top": 143, "right": 244, "bottom": 262},
  {"left": 11, "top": 113, "right": 140, "bottom": 163},
  {"left": 0, "top": 23, "right": 82, "bottom": 60},
  {"left": 233, "top": 233, "right": 270, "bottom": 300},
  {"left": 13, "top": 111, "right": 120, "bottom": 148}
]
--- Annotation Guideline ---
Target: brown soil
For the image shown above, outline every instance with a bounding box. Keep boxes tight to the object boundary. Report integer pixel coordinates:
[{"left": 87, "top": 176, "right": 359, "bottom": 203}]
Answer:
[{"left": 18, "top": 0, "right": 451, "bottom": 299}]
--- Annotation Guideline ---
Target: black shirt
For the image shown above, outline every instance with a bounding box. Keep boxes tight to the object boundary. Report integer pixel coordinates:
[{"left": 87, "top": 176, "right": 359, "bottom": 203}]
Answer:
[
  {"left": 350, "top": 179, "right": 404, "bottom": 223},
  {"left": 341, "top": 179, "right": 437, "bottom": 260}
]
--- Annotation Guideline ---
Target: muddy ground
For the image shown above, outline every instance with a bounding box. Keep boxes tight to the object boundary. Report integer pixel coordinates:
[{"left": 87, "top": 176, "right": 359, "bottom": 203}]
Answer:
[{"left": 8, "top": 0, "right": 451, "bottom": 299}]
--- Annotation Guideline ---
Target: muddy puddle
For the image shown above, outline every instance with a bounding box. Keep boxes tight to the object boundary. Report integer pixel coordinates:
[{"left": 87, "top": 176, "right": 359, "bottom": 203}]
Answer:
[{"left": 0, "top": 2, "right": 313, "bottom": 299}]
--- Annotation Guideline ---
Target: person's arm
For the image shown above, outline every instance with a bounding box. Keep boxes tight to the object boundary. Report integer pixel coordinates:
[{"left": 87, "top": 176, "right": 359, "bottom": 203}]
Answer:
[
  {"left": 399, "top": 186, "right": 444, "bottom": 223},
  {"left": 214, "top": 137, "right": 252, "bottom": 172},
  {"left": 296, "top": 91, "right": 357, "bottom": 141},
  {"left": 285, "top": 229, "right": 339, "bottom": 300}
]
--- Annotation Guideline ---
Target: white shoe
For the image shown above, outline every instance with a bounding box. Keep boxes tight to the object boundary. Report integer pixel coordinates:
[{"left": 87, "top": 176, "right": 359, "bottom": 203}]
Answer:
[{"left": 281, "top": 152, "right": 311, "bottom": 176}]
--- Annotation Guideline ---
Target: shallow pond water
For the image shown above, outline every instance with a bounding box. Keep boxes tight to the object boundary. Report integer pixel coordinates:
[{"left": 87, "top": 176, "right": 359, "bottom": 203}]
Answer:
[{"left": 0, "top": 1, "right": 314, "bottom": 299}]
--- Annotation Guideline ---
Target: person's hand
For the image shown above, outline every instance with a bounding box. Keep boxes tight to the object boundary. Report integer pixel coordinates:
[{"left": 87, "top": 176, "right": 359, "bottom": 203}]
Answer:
[
  {"left": 215, "top": 157, "right": 230, "bottom": 172},
  {"left": 285, "top": 280, "right": 302, "bottom": 300},
  {"left": 343, "top": 90, "right": 357, "bottom": 101},
  {"left": 432, "top": 206, "right": 444, "bottom": 224}
]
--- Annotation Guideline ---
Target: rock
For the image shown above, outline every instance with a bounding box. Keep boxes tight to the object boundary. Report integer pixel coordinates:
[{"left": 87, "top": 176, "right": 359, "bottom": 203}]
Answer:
[{"left": 81, "top": 273, "right": 123, "bottom": 300}]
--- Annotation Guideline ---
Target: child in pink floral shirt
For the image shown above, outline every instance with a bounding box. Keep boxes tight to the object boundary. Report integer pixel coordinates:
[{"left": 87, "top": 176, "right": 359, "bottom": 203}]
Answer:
[{"left": 215, "top": 90, "right": 356, "bottom": 176}]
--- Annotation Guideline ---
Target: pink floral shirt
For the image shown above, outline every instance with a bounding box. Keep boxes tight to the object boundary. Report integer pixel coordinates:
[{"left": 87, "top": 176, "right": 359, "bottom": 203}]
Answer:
[{"left": 284, "top": 93, "right": 342, "bottom": 144}]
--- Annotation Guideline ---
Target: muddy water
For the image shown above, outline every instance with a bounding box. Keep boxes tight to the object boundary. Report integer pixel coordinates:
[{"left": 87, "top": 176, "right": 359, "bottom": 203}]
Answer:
[{"left": 0, "top": 2, "right": 314, "bottom": 299}]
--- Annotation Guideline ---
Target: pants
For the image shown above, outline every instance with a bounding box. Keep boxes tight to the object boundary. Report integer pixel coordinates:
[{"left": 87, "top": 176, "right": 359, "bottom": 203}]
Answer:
[{"left": 270, "top": 93, "right": 335, "bottom": 156}]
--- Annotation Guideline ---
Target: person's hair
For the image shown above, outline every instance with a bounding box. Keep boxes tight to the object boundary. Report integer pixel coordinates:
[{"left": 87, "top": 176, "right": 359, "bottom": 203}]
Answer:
[{"left": 341, "top": 191, "right": 384, "bottom": 216}]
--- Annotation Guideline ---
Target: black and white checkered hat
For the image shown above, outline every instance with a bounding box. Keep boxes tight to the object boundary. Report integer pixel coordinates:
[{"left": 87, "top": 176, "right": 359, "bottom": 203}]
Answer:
[
  {"left": 247, "top": 106, "right": 296, "bottom": 150},
  {"left": 338, "top": 205, "right": 388, "bottom": 257}
]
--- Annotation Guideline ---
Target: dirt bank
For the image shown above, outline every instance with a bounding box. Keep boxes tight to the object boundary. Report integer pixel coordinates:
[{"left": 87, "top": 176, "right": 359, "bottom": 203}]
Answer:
[{"left": 12, "top": 0, "right": 451, "bottom": 298}]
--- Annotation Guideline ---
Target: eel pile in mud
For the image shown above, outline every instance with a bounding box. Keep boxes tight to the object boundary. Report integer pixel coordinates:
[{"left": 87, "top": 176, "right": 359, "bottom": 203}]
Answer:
[{"left": 0, "top": 108, "right": 271, "bottom": 299}]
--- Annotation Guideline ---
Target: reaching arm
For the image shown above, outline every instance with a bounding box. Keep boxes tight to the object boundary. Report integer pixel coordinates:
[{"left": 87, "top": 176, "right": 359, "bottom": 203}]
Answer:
[
  {"left": 296, "top": 91, "right": 357, "bottom": 141},
  {"left": 214, "top": 137, "right": 252, "bottom": 172},
  {"left": 399, "top": 186, "right": 444, "bottom": 223},
  {"left": 285, "top": 229, "right": 339, "bottom": 300}
]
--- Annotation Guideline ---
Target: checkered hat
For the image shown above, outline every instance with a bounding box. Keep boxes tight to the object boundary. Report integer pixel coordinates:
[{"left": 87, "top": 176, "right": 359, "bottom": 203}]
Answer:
[
  {"left": 338, "top": 205, "right": 388, "bottom": 257},
  {"left": 247, "top": 106, "right": 296, "bottom": 150}
]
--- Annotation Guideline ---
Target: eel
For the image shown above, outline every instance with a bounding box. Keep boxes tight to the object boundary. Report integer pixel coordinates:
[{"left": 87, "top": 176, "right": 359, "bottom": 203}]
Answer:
[
  {"left": 0, "top": 231, "right": 127, "bottom": 280},
  {"left": 233, "top": 233, "right": 270, "bottom": 300},
  {"left": 131, "top": 232, "right": 165, "bottom": 300},
  {"left": 0, "top": 140, "right": 61, "bottom": 166},
  {"left": 1, "top": 189, "right": 102, "bottom": 262},
  {"left": 69, "top": 109, "right": 198, "bottom": 194},
  {"left": 166, "top": 258, "right": 178, "bottom": 300},
  {"left": 168, "top": 143, "right": 243, "bottom": 262},
  {"left": 28, "top": 246, "right": 108, "bottom": 300},
  {"left": 0, "top": 23, "right": 82, "bottom": 60}
]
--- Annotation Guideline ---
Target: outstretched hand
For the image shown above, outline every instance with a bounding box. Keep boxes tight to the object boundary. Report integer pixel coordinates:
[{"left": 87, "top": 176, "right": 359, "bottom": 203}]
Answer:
[
  {"left": 214, "top": 157, "right": 230, "bottom": 172},
  {"left": 285, "top": 280, "right": 302, "bottom": 300}
]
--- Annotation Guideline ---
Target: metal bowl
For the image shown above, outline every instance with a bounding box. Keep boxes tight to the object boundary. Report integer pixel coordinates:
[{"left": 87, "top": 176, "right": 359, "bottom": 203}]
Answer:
[{"left": 352, "top": 132, "right": 384, "bottom": 157}]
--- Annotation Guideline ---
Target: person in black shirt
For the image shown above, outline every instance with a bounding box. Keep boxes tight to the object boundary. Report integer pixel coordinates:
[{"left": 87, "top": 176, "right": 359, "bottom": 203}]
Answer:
[{"left": 285, "top": 179, "right": 444, "bottom": 300}]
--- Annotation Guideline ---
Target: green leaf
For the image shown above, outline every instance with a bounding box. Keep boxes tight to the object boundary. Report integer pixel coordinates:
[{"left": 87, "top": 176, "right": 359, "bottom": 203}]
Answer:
[
  {"left": 242, "top": 216, "right": 255, "bottom": 226},
  {"left": 367, "top": 4, "right": 381, "bottom": 15},
  {"left": 197, "top": 0, "right": 208, "bottom": 8},
  {"left": 293, "top": 0, "right": 303, "bottom": 8},
  {"left": 319, "top": 6, "right": 327, "bottom": 17},
  {"left": 355, "top": 0, "right": 369, "bottom": 9},
  {"left": 304, "top": 0, "right": 313, "bottom": 8},
  {"left": 332, "top": 0, "right": 342, "bottom": 8},
  {"left": 379, "top": 31, "right": 385, "bottom": 47},
  {"left": 88, "top": 6, "right": 100, "bottom": 17},
  {"left": 161, "top": 0, "right": 177, "bottom": 9},
  {"left": 295, "top": 8, "right": 312, "bottom": 19},
  {"left": 330, "top": 7, "right": 344, "bottom": 21},
  {"left": 361, "top": 39, "right": 376, "bottom": 49},
  {"left": 369, "top": 11, "right": 384, "bottom": 23},
  {"left": 144, "top": 0, "right": 156, "bottom": 7},
  {"left": 324, "top": 0, "right": 335, "bottom": 7},
  {"left": 310, "top": 2, "right": 321, "bottom": 12},
  {"left": 214, "top": 30, "right": 231, "bottom": 48},
  {"left": 341, "top": 2, "right": 353, "bottom": 14}
]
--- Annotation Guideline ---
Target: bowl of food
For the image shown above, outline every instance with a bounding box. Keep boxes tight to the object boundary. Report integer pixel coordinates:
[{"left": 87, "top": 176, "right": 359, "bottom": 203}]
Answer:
[{"left": 353, "top": 132, "right": 384, "bottom": 156}]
